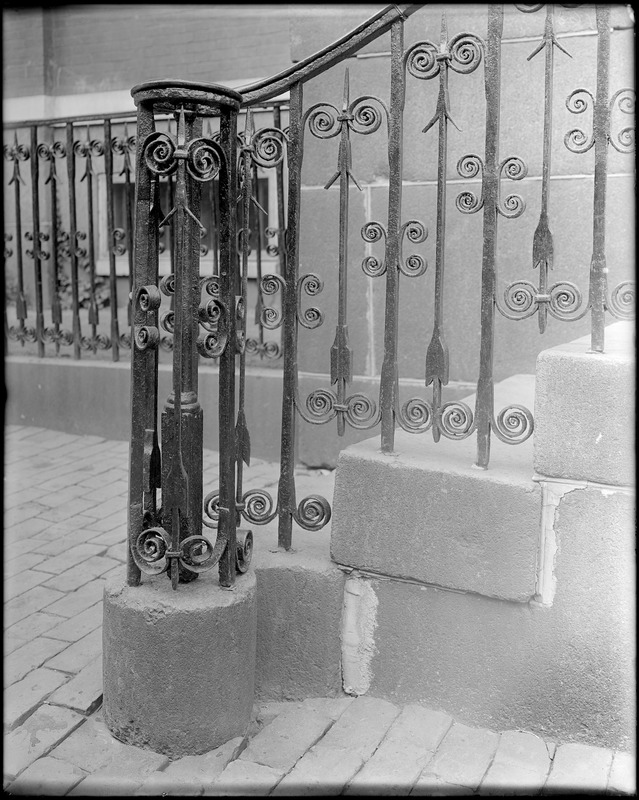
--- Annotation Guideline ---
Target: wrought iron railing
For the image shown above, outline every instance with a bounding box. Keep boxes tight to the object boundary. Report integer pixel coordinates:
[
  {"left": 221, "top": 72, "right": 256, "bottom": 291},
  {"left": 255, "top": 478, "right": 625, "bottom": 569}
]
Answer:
[
  {"left": 4, "top": 4, "right": 635, "bottom": 589},
  {"left": 3, "top": 105, "right": 287, "bottom": 363}
]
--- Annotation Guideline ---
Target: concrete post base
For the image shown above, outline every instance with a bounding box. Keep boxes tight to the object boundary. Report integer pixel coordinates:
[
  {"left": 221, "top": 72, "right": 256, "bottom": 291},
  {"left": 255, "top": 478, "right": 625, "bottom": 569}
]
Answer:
[{"left": 102, "top": 567, "right": 257, "bottom": 758}]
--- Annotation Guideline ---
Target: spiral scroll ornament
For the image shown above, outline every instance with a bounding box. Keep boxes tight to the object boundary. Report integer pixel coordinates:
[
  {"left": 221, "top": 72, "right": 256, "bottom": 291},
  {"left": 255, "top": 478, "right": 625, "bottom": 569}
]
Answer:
[
  {"left": 134, "top": 325, "right": 159, "bottom": 351},
  {"left": 400, "top": 220, "right": 429, "bottom": 277},
  {"left": 112, "top": 228, "right": 127, "bottom": 256},
  {"left": 43, "top": 326, "right": 74, "bottom": 347},
  {"left": 492, "top": 404, "right": 534, "bottom": 445},
  {"left": 4, "top": 137, "right": 30, "bottom": 185},
  {"left": 241, "top": 489, "right": 278, "bottom": 525},
  {"left": 251, "top": 127, "right": 288, "bottom": 168},
  {"left": 37, "top": 140, "right": 66, "bottom": 185},
  {"left": 608, "top": 280, "right": 635, "bottom": 320},
  {"left": 131, "top": 524, "right": 225, "bottom": 577},
  {"left": 293, "top": 494, "right": 332, "bottom": 531},
  {"left": 304, "top": 103, "right": 342, "bottom": 140},
  {"left": 548, "top": 282, "right": 585, "bottom": 320},
  {"left": 303, "top": 94, "right": 388, "bottom": 141},
  {"left": 396, "top": 396, "right": 434, "bottom": 433},
  {"left": 361, "top": 221, "right": 387, "bottom": 277},
  {"left": 404, "top": 32, "right": 483, "bottom": 81},
  {"left": 497, "top": 157, "right": 527, "bottom": 218},
  {"left": 203, "top": 487, "right": 331, "bottom": 533},
  {"left": 456, "top": 154, "right": 485, "bottom": 213},
  {"left": 349, "top": 96, "right": 387, "bottom": 136},
  {"left": 259, "top": 273, "right": 285, "bottom": 330},
  {"left": 25, "top": 231, "right": 50, "bottom": 262},
  {"left": 564, "top": 89, "right": 595, "bottom": 154},
  {"left": 609, "top": 88, "right": 635, "bottom": 154},
  {"left": 448, "top": 33, "right": 485, "bottom": 74},
  {"left": 438, "top": 401, "right": 475, "bottom": 440},
  {"left": 142, "top": 131, "right": 224, "bottom": 184},
  {"left": 297, "top": 273, "right": 324, "bottom": 329}
]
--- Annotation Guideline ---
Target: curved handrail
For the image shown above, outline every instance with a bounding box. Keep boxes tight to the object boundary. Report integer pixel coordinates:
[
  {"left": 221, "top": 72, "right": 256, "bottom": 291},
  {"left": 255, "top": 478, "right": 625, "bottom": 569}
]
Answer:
[{"left": 238, "top": 3, "right": 424, "bottom": 107}]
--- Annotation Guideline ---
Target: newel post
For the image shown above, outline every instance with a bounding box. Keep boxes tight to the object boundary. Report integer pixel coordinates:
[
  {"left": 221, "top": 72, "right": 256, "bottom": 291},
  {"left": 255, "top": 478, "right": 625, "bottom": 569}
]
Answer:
[{"left": 103, "top": 81, "right": 257, "bottom": 758}]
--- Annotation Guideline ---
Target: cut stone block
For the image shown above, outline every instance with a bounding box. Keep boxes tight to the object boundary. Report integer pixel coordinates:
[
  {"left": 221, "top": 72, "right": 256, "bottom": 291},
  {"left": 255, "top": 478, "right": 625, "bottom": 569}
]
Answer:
[
  {"left": 534, "top": 321, "right": 634, "bottom": 486},
  {"left": 331, "top": 376, "right": 540, "bottom": 602}
]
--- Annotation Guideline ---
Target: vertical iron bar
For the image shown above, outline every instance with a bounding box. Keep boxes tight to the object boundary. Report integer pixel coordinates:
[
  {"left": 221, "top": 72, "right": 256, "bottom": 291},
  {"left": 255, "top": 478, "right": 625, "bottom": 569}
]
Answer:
[
  {"left": 85, "top": 126, "right": 99, "bottom": 344},
  {"left": 589, "top": 4, "right": 610, "bottom": 353},
  {"left": 30, "top": 126, "right": 45, "bottom": 357},
  {"left": 380, "top": 19, "right": 405, "bottom": 452},
  {"left": 124, "top": 123, "right": 134, "bottom": 331},
  {"left": 330, "top": 72, "right": 354, "bottom": 437},
  {"left": 253, "top": 161, "right": 266, "bottom": 354},
  {"left": 104, "top": 118, "right": 120, "bottom": 361},
  {"left": 66, "top": 122, "right": 82, "bottom": 359},
  {"left": 217, "top": 107, "right": 239, "bottom": 586},
  {"left": 47, "top": 143, "right": 62, "bottom": 356},
  {"left": 425, "top": 15, "right": 452, "bottom": 443},
  {"left": 127, "top": 102, "right": 156, "bottom": 586},
  {"left": 273, "top": 105, "right": 287, "bottom": 278},
  {"left": 12, "top": 137, "right": 27, "bottom": 344},
  {"left": 277, "top": 81, "right": 304, "bottom": 551},
  {"left": 533, "top": 6, "right": 557, "bottom": 334},
  {"left": 474, "top": 4, "right": 503, "bottom": 469},
  {"left": 235, "top": 116, "right": 253, "bottom": 514}
]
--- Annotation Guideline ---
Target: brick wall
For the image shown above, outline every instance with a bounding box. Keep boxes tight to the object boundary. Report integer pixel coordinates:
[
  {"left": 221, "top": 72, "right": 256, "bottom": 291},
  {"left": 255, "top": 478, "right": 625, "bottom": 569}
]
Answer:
[
  {"left": 3, "top": 8, "right": 46, "bottom": 98},
  {"left": 3, "top": 4, "right": 293, "bottom": 99}
]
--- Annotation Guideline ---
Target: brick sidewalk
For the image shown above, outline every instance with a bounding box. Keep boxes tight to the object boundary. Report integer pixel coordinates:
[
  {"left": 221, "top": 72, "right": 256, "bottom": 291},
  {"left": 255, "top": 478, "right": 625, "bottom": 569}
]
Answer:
[{"left": 3, "top": 426, "right": 636, "bottom": 795}]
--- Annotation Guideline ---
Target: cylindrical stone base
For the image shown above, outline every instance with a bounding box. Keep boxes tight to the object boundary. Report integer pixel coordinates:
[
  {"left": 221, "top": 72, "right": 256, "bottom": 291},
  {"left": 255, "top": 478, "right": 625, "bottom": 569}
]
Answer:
[{"left": 102, "top": 567, "right": 256, "bottom": 758}]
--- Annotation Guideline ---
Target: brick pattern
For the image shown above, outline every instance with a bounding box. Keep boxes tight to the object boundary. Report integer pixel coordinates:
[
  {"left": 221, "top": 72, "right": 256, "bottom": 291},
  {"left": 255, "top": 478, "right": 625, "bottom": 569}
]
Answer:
[{"left": 3, "top": 427, "right": 634, "bottom": 795}]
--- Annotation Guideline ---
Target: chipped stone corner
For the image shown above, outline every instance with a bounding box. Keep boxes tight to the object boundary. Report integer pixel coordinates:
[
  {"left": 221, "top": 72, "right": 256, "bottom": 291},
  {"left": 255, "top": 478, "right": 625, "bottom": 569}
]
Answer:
[
  {"left": 533, "top": 478, "right": 580, "bottom": 608},
  {"left": 340, "top": 571, "right": 379, "bottom": 696},
  {"left": 533, "top": 474, "right": 635, "bottom": 608}
]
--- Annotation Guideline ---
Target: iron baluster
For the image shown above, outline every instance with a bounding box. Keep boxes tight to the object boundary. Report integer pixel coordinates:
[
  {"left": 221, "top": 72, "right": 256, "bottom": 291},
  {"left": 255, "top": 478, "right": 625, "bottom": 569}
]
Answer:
[
  {"left": 406, "top": 13, "right": 483, "bottom": 443},
  {"left": 28, "top": 126, "right": 46, "bottom": 357},
  {"left": 474, "top": 5, "right": 503, "bottom": 469},
  {"left": 104, "top": 119, "right": 120, "bottom": 361},
  {"left": 328, "top": 70, "right": 356, "bottom": 437},
  {"left": 277, "top": 81, "right": 304, "bottom": 551},
  {"left": 528, "top": 4, "right": 571, "bottom": 333},
  {"left": 217, "top": 105, "right": 240, "bottom": 587},
  {"left": 5, "top": 134, "right": 36, "bottom": 347},
  {"left": 38, "top": 137, "right": 70, "bottom": 353},
  {"left": 379, "top": 19, "right": 405, "bottom": 453},
  {"left": 127, "top": 102, "right": 156, "bottom": 587},
  {"left": 65, "top": 123, "right": 83, "bottom": 359},
  {"left": 588, "top": 4, "right": 610, "bottom": 353}
]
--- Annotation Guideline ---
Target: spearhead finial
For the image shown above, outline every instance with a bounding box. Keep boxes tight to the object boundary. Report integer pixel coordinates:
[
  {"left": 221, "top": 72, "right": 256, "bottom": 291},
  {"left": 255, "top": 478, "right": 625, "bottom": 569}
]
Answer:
[
  {"left": 440, "top": 11, "right": 448, "bottom": 49},
  {"left": 342, "top": 68, "right": 350, "bottom": 112}
]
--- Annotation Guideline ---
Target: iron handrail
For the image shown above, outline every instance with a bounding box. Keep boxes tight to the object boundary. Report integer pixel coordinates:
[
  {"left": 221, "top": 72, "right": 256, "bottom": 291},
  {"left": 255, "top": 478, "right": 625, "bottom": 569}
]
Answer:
[{"left": 238, "top": 3, "right": 424, "bottom": 107}]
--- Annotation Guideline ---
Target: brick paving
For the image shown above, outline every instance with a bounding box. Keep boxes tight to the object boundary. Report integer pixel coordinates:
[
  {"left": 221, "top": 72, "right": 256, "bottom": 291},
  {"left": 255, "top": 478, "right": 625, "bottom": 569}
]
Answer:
[{"left": 3, "top": 425, "right": 636, "bottom": 796}]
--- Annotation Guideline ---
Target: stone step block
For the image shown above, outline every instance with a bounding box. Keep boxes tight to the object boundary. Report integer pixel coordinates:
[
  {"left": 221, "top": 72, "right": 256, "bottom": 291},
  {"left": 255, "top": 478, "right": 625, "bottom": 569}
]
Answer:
[{"left": 332, "top": 376, "right": 540, "bottom": 602}]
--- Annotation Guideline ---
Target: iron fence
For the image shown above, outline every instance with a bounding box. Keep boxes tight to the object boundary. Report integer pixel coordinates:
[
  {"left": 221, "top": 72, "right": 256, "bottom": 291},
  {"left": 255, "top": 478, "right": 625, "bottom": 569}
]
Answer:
[{"left": 4, "top": 3, "right": 635, "bottom": 588}]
